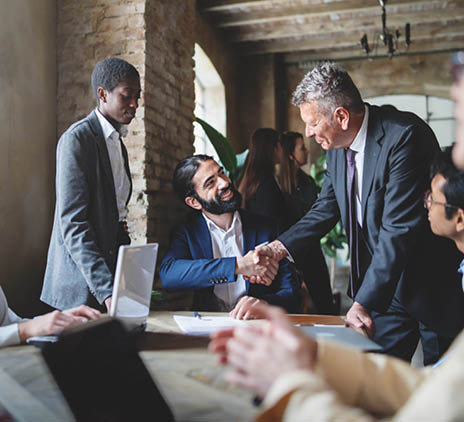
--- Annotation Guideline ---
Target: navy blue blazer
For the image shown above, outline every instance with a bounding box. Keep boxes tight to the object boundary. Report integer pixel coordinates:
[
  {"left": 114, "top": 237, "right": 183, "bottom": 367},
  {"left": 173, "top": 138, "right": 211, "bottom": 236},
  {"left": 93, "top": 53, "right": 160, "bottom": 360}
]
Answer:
[{"left": 160, "top": 210, "right": 300, "bottom": 312}]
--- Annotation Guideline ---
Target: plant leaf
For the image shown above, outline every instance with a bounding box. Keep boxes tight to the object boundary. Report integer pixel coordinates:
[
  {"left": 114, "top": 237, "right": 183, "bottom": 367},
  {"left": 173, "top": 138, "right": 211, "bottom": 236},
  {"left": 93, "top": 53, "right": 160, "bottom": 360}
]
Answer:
[{"left": 195, "top": 117, "right": 237, "bottom": 173}]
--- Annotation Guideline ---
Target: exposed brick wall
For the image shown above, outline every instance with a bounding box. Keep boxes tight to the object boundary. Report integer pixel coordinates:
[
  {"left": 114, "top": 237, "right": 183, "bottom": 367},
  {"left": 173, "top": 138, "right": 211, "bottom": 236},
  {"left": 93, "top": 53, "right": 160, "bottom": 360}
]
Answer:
[{"left": 144, "top": 0, "right": 195, "bottom": 251}]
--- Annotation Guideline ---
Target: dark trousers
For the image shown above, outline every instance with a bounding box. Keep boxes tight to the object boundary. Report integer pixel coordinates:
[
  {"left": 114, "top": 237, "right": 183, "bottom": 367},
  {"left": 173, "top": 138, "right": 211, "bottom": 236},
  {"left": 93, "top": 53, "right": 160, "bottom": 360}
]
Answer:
[
  {"left": 87, "top": 223, "right": 131, "bottom": 312},
  {"left": 298, "top": 243, "right": 335, "bottom": 315},
  {"left": 371, "top": 296, "right": 454, "bottom": 365}
]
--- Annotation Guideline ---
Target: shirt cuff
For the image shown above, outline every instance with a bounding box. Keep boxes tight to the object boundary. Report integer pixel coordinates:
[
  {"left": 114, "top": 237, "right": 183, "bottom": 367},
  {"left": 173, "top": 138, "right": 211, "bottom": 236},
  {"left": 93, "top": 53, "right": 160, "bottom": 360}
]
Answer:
[{"left": 0, "top": 323, "right": 21, "bottom": 347}]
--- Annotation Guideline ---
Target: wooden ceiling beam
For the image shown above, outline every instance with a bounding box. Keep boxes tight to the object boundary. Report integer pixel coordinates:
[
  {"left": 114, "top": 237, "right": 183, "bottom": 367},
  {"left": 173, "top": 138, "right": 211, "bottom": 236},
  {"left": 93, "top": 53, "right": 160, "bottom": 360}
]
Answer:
[
  {"left": 225, "top": 6, "right": 464, "bottom": 42},
  {"left": 198, "top": 0, "right": 346, "bottom": 13},
  {"left": 211, "top": 0, "right": 438, "bottom": 28},
  {"left": 237, "top": 19, "right": 464, "bottom": 55}
]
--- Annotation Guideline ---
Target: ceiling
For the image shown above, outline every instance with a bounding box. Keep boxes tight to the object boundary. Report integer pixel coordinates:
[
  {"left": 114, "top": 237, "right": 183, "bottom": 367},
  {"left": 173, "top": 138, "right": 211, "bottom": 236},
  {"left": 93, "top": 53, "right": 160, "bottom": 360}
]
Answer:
[{"left": 197, "top": 0, "right": 464, "bottom": 64}]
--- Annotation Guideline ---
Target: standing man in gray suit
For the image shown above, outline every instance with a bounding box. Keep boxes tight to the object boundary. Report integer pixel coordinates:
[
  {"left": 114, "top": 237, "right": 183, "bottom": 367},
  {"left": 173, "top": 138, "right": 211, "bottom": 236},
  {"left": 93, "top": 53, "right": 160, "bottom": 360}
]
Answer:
[{"left": 41, "top": 57, "right": 141, "bottom": 312}]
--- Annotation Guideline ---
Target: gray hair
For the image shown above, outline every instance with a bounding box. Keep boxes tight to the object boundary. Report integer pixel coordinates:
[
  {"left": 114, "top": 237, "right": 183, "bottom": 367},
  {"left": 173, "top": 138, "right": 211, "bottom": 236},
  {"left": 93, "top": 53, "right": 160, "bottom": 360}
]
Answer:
[{"left": 291, "top": 62, "right": 364, "bottom": 116}]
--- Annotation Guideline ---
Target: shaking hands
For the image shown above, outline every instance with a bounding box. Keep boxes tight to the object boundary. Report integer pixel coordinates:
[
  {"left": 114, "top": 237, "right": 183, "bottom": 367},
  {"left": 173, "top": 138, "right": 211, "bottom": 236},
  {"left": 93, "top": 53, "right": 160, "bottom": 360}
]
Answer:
[{"left": 235, "top": 240, "right": 289, "bottom": 286}]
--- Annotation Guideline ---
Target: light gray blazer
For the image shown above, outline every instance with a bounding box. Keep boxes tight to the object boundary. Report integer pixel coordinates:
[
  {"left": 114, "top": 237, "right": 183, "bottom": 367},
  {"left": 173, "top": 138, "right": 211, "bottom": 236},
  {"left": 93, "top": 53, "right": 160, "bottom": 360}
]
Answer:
[{"left": 41, "top": 111, "right": 132, "bottom": 309}]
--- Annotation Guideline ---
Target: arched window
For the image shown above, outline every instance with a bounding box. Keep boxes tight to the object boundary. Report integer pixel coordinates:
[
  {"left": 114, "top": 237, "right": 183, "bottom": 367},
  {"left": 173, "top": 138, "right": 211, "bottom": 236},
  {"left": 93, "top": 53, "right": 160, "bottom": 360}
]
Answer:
[
  {"left": 366, "top": 94, "right": 455, "bottom": 148},
  {"left": 193, "top": 44, "right": 226, "bottom": 159}
]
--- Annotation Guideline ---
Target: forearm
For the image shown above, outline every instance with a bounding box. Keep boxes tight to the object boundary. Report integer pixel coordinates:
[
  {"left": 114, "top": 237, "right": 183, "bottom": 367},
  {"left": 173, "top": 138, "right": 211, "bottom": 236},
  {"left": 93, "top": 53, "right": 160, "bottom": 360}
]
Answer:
[
  {"left": 317, "top": 341, "right": 427, "bottom": 415},
  {"left": 259, "top": 370, "right": 380, "bottom": 422},
  {"left": 160, "top": 257, "right": 236, "bottom": 290}
]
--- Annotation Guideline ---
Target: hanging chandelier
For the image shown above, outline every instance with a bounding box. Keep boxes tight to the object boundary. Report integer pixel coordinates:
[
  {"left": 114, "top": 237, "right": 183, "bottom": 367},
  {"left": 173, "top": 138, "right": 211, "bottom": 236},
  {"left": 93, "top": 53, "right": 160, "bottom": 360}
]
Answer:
[{"left": 360, "top": 0, "right": 411, "bottom": 58}]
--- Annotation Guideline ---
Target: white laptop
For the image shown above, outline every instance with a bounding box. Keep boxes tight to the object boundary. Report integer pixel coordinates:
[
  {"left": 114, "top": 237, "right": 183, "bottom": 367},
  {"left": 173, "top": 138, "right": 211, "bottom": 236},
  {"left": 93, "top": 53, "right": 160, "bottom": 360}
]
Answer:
[
  {"left": 109, "top": 243, "right": 159, "bottom": 330},
  {"left": 27, "top": 243, "right": 158, "bottom": 346}
]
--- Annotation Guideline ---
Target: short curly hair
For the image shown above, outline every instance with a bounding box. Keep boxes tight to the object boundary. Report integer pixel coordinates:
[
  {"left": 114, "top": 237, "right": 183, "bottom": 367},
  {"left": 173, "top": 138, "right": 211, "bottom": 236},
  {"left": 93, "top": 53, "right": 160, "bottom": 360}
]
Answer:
[
  {"left": 291, "top": 62, "right": 364, "bottom": 117},
  {"left": 91, "top": 57, "right": 140, "bottom": 104}
]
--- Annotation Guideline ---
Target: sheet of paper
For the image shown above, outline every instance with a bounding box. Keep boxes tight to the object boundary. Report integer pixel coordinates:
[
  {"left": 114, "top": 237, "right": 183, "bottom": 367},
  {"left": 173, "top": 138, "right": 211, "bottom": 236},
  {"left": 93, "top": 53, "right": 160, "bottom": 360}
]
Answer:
[{"left": 173, "top": 315, "right": 245, "bottom": 335}]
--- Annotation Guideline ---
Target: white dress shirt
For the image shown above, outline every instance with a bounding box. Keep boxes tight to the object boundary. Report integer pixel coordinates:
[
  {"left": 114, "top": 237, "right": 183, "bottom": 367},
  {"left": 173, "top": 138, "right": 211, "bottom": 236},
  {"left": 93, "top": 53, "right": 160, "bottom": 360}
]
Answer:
[
  {"left": 95, "top": 108, "right": 131, "bottom": 221},
  {"left": 202, "top": 211, "right": 246, "bottom": 309},
  {"left": 347, "top": 105, "right": 369, "bottom": 227},
  {"left": 0, "top": 287, "right": 24, "bottom": 347}
]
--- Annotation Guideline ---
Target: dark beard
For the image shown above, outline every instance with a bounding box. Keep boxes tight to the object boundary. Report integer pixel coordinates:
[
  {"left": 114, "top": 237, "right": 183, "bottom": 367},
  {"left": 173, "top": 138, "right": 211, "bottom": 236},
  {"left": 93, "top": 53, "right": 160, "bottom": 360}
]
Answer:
[{"left": 194, "top": 185, "right": 242, "bottom": 215}]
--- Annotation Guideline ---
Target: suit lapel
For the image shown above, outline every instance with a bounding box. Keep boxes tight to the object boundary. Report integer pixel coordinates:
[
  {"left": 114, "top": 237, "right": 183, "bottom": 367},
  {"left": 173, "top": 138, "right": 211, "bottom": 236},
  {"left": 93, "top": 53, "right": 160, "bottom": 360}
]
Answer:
[
  {"left": 239, "top": 210, "right": 253, "bottom": 293},
  {"left": 361, "top": 105, "right": 383, "bottom": 220},
  {"left": 87, "top": 111, "right": 117, "bottom": 201},
  {"left": 332, "top": 149, "right": 349, "bottom": 228},
  {"left": 191, "top": 213, "right": 214, "bottom": 259},
  {"left": 239, "top": 210, "right": 256, "bottom": 254},
  {"left": 120, "top": 141, "right": 133, "bottom": 204}
]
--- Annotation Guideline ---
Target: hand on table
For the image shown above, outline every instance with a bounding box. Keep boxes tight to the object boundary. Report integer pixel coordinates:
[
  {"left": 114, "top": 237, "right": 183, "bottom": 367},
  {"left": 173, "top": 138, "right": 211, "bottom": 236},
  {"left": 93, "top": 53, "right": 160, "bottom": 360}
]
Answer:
[
  {"left": 18, "top": 305, "right": 101, "bottom": 342},
  {"left": 229, "top": 296, "right": 266, "bottom": 320},
  {"left": 346, "top": 301, "right": 375, "bottom": 338},
  {"left": 210, "top": 303, "right": 318, "bottom": 398}
]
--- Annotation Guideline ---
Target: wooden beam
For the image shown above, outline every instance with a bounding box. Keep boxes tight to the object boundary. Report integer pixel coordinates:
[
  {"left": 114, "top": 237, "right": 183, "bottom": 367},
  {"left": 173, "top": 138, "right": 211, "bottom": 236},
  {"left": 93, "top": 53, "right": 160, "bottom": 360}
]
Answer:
[
  {"left": 237, "top": 18, "right": 464, "bottom": 55},
  {"left": 198, "top": 0, "right": 347, "bottom": 13},
  {"left": 225, "top": 5, "right": 464, "bottom": 42},
  {"left": 212, "top": 0, "right": 435, "bottom": 28}
]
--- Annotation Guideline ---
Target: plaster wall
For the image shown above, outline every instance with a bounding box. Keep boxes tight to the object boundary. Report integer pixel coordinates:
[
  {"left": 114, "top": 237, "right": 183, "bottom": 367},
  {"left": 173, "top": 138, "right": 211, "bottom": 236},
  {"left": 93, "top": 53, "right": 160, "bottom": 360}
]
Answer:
[{"left": 0, "top": 0, "right": 57, "bottom": 316}]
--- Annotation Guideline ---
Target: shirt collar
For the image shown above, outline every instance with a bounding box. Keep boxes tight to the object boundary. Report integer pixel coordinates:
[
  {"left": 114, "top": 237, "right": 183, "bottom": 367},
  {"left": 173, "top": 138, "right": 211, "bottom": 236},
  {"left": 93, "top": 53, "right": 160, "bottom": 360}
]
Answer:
[
  {"left": 95, "top": 108, "right": 128, "bottom": 141},
  {"left": 458, "top": 259, "right": 464, "bottom": 274},
  {"left": 349, "top": 105, "right": 369, "bottom": 154},
  {"left": 202, "top": 211, "right": 241, "bottom": 235}
]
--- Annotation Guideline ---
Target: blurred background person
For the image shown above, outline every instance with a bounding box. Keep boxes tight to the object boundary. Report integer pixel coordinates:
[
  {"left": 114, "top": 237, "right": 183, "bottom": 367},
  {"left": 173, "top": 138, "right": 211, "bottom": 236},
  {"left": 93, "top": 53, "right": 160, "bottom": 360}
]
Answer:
[
  {"left": 277, "top": 131, "right": 335, "bottom": 314},
  {"left": 239, "top": 128, "right": 290, "bottom": 231}
]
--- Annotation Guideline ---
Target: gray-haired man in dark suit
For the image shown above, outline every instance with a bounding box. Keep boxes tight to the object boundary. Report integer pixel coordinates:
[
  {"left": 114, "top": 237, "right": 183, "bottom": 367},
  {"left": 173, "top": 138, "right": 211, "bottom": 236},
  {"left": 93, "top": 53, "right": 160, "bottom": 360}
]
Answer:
[{"left": 41, "top": 57, "right": 141, "bottom": 312}]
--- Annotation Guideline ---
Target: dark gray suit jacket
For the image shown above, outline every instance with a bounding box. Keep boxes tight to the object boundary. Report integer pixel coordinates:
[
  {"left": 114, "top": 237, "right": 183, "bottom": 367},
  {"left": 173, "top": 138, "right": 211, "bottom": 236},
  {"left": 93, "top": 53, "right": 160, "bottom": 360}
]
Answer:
[
  {"left": 41, "top": 111, "right": 132, "bottom": 309},
  {"left": 279, "top": 104, "right": 464, "bottom": 337}
]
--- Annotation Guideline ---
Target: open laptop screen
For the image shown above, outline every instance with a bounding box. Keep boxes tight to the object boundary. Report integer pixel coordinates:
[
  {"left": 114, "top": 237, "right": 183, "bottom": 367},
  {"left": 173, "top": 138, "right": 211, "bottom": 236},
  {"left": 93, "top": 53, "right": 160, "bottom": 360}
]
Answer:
[{"left": 110, "top": 243, "right": 158, "bottom": 327}]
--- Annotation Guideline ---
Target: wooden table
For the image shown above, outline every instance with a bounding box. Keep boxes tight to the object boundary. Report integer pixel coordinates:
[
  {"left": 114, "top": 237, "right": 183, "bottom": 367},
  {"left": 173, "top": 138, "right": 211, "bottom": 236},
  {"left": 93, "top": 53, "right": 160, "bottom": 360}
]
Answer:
[{"left": 0, "top": 312, "right": 344, "bottom": 422}]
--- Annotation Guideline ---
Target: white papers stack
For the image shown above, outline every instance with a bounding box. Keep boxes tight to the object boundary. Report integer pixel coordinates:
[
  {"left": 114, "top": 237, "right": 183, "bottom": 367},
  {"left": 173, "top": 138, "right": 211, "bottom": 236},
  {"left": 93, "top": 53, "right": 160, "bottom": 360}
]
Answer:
[{"left": 173, "top": 315, "right": 245, "bottom": 335}]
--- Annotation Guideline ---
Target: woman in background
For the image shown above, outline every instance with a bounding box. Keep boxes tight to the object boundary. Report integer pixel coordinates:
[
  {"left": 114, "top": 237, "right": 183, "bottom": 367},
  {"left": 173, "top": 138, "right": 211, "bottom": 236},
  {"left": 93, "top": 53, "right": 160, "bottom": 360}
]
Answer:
[
  {"left": 239, "top": 128, "right": 290, "bottom": 230},
  {"left": 277, "top": 131, "right": 335, "bottom": 314}
]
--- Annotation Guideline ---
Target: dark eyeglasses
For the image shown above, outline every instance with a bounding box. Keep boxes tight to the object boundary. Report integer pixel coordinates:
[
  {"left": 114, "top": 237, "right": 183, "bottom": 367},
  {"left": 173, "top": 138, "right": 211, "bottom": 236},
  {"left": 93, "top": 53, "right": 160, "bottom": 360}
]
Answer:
[{"left": 423, "top": 190, "right": 459, "bottom": 211}]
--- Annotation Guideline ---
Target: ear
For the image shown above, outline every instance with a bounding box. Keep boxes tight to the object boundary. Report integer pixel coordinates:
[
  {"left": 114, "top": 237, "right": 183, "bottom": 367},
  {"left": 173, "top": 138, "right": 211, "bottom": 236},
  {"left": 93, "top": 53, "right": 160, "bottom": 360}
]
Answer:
[
  {"left": 455, "top": 208, "right": 464, "bottom": 233},
  {"left": 97, "top": 87, "right": 107, "bottom": 104},
  {"left": 185, "top": 196, "right": 202, "bottom": 211},
  {"left": 333, "top": 107, "right": 350, "bottom": 130}
]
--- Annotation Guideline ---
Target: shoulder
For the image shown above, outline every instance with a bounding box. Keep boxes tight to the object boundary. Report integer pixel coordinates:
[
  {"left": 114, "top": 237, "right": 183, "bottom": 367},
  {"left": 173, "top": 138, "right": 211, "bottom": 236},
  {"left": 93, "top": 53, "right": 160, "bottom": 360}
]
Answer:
[
  {"left": 368, "top": 103, "right": 432, "bottom": 133},
  {"left": 59, "top": 112, "right": 100, "bottom": 145}
]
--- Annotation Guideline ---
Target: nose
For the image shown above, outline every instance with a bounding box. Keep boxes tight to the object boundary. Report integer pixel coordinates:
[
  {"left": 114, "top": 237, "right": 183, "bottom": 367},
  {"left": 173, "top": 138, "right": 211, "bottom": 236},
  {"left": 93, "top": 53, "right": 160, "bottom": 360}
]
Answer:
[
  {"left": 129, "top": 96, "right": 139, "bottom": 109},
  {"left": 218, "top": 175, "right": 230, "bottom": 189},
  {"left": 305, "top": 125, "right": 315, "bottom": 138}
]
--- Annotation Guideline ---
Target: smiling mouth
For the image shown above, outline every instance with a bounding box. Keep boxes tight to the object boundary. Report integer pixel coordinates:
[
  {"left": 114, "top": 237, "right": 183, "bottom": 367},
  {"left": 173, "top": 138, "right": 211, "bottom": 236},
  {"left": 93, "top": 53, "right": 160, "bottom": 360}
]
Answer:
[{"left": 221, "top": 190, "right": 232, "bottom": 200}]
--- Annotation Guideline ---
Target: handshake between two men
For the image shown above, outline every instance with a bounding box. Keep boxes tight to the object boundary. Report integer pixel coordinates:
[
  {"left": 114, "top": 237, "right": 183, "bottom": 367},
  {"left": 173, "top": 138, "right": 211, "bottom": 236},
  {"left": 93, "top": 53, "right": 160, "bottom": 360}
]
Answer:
[{"left": 231, "top": 241, "right": 292, "bottom": 320}]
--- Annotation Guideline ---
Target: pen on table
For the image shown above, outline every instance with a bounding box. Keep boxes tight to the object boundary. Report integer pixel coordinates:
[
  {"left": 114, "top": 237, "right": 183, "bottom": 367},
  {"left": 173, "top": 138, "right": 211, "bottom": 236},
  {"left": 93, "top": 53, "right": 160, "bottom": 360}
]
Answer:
[{"left": 193, "top": 311, "right": 202, "bottom": 320}]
